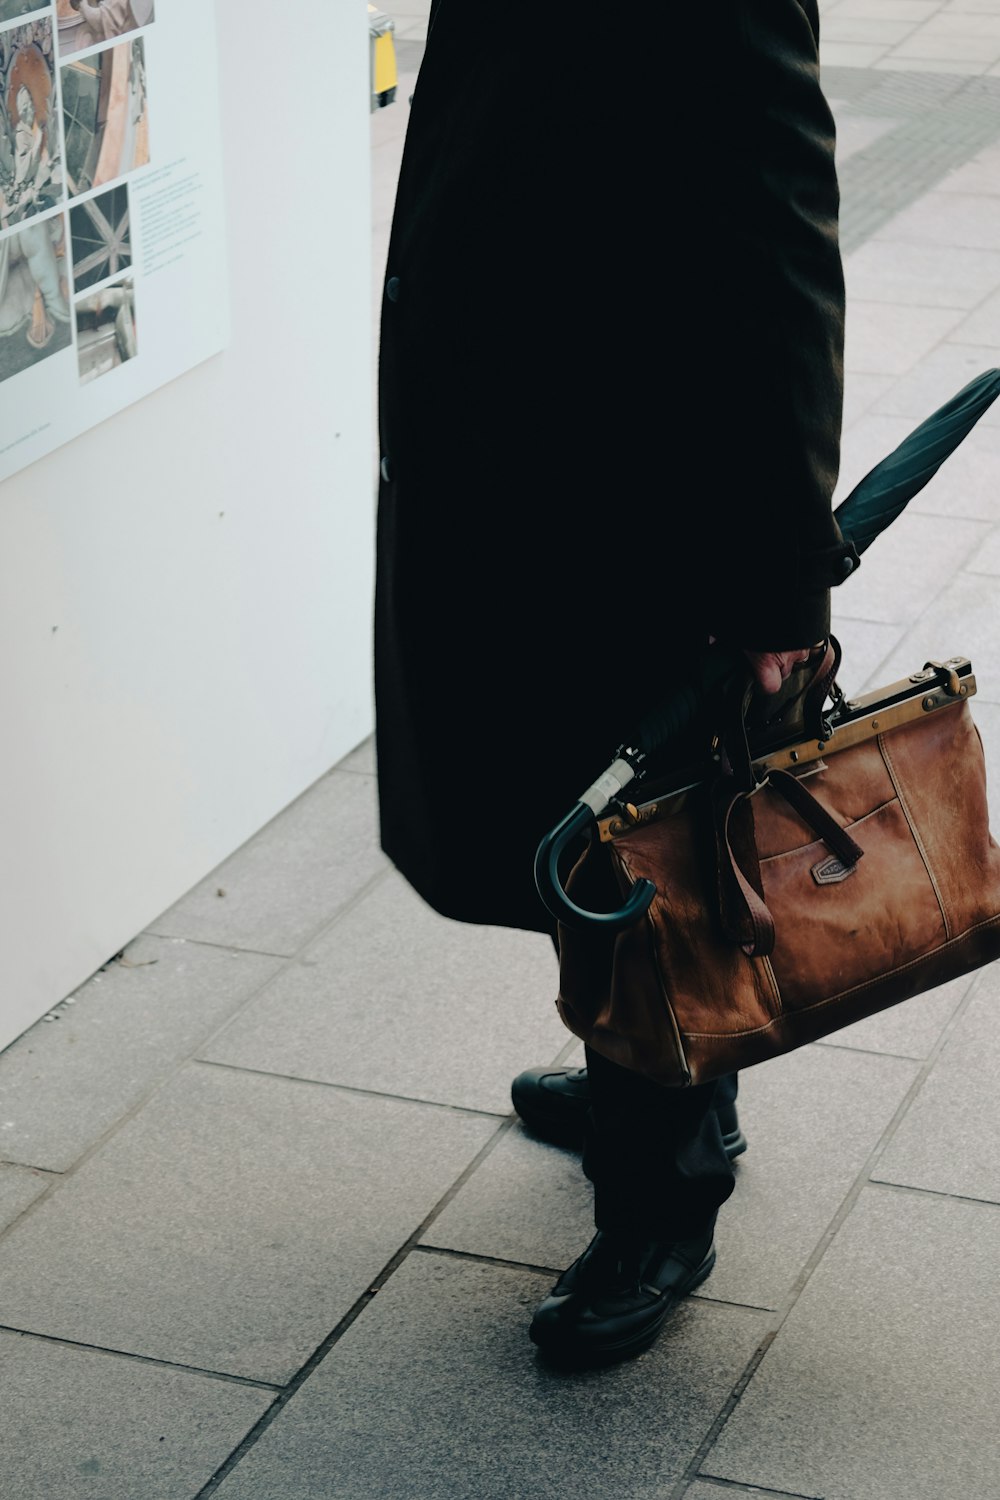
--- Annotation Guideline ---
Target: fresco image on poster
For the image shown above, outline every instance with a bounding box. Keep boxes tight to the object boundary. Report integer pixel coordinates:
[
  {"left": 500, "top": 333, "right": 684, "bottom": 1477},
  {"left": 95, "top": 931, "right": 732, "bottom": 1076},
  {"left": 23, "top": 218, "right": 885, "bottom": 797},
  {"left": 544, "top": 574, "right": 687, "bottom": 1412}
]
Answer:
[
  {"left": 0, "top": 0, "right": 228, "bottom": 484},
  {"left": 0, "top": 13, "right": 63, "bottom": 229},
  {"left": 56, "top": 0, "right": 153, "bottom": 58},
  {"left": 0, "top": 208, "right": 71, "bottom": 383},
  {"left": 70, "top": 180, "right": 128, "bottom": 289},
  {"left": 75, "top": 270, "right": 134, "bottom": 382},
  {"left": 62, "top": 34, "right": 147, "bottom": 197},
  {"left": 0, "top": 3, "right": 48, "bottom": 22}
]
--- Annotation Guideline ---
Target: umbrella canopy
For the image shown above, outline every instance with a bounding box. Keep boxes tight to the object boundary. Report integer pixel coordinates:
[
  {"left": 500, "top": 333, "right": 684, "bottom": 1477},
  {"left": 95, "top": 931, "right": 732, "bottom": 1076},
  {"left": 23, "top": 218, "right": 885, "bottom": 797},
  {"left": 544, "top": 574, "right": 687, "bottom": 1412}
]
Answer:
[{"left": 834, "top": 368, "right": 1000, "bottom": 555}]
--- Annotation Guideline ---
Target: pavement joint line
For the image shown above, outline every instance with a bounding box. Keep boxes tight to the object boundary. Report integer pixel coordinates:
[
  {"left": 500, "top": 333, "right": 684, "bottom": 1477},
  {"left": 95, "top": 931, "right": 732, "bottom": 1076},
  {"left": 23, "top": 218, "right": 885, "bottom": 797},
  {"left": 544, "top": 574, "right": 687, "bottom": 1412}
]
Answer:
[
  {"left": 685, "top": 1475, "right": 824, "bottom": 1500},
  {"left": 410, "top": 1243, "right": 564, "bottom": 1279},
  {"left": 839, "top": 488, "right": 999, "bottom": 654},
  {"left": 148, "top": 859, "right": 396, "bottom": 968},
  {"left": 683, "top": 1476, "right": 823, "bottom": 1500},
  {"left": 0, "top": 1323, "right": 284, "bottom": 1393},
  {"left": 409, "top": 1244, "right": 781, "bottom": 1317},
  {"left": 193, "top": 1111, "right": 521, "bottom": 1499},
  {"left": 141, "top": 931, "right": 298, "bottom": 960},
  {"left": 189, "top": 1055, "right": 515, "bottom": 1122},
  {"left": 865, "top": 1176, "right": 1000, "bottom": 1208},
  {"left": 814, "top": 1038, "right": 939, "bottom": 1062},
  {"left": 667, "top": 964, "right": 985, "bottom": 1500}
]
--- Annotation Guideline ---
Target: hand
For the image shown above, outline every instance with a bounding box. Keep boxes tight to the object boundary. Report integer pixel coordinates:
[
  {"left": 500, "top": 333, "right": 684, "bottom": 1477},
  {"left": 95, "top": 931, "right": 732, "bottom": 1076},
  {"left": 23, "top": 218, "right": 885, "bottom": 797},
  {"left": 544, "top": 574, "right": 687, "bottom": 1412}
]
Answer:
[{"left": 741, "top": 648, "right": 815, "bottom": 696}]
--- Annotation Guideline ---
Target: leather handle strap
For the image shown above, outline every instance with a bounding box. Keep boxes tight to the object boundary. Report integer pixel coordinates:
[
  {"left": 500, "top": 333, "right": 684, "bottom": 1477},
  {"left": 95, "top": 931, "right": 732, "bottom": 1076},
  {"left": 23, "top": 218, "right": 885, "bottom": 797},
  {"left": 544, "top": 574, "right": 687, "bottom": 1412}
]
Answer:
[
  {"left": 714, "top": 765, "right": 864, "bottom": 958},
  {"left": 801, "top": 637, "right": 842, "bottom": 737},
  {"left": 714, "top": 784, "right": 777, "bottom": 957},
  {"left": 768, "top": 768, "right": 865, "bottom": 868}
]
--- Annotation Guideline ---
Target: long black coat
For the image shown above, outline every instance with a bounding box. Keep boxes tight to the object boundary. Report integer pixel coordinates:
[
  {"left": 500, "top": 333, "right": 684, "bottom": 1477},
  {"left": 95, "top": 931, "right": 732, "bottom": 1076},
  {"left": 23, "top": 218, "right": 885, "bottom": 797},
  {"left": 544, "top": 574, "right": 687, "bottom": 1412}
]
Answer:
[{"left": 375, "top": 1, "right": 858, "bottom": 933}]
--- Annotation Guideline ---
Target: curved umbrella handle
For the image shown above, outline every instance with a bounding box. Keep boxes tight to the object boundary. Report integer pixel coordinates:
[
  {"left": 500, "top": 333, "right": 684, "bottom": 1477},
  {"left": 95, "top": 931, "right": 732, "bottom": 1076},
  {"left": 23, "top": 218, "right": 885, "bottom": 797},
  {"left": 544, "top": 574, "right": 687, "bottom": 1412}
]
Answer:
[{"left": 533, "top": 801, "right": 657, "bottom": 933}]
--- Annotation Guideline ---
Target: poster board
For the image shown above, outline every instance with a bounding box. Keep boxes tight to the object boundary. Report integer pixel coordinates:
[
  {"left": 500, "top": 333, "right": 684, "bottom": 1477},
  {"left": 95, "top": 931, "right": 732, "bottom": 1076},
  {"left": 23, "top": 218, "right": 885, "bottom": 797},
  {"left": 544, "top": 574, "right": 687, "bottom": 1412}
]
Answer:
[
  {"left": 0, "top": 0, "right": 228, "bottom": 480},
  {"left": 0, "top": 0, "right": 373, "bottom": 1052}
]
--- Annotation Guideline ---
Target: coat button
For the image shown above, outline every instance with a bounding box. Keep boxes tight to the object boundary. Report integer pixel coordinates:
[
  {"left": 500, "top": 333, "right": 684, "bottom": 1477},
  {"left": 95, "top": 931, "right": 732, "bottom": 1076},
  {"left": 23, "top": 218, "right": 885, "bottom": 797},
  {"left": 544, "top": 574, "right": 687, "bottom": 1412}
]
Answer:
[
  {"left": 386, "top": 276, "right": 401, "bottom": 303},
  {"left": 841, "top": 554, "right": 855, "bottom": 577},
  {"left": 380, "top": 456, "right": 393, "bottom": 483}
]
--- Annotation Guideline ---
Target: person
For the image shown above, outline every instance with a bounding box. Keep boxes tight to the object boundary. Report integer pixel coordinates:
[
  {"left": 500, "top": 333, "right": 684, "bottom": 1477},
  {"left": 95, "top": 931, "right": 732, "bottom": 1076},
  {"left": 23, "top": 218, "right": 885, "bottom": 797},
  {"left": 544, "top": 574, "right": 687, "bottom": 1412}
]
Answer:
[
  {"left": 5, "top": 85, "right": 57, "bottom": 224},
  {"left": 375, "top": 1, "right": 857, "bottom": 1366},
  {"left": 67, "top": 0, "right": 139, "bottom": 46}
]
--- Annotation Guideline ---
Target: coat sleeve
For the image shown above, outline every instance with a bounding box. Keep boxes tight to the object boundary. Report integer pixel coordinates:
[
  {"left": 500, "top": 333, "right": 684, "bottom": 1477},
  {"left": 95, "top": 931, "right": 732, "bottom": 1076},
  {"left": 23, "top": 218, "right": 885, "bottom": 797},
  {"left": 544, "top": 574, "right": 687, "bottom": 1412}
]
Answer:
[{"left": 675, "top": 0, "right": 859, "bottom": 649}]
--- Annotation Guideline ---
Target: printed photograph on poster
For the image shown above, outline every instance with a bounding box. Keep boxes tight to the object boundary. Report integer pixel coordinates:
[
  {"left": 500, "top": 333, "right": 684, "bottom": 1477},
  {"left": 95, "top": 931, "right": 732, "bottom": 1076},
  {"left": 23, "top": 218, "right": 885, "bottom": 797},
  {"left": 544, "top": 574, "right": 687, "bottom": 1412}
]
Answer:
[
  {"left": 0, "top": 15, "right": 64, "bottom": 229},
  {"left": 74, "top": 271, "right": 135, "bottom": 382},
  {"left": 56, "top": 0, "right": 155, "bottom": 60},
  {"left": 0, "top": 3, "right": 48, "bottom": 22},
  {"left": 62, "top": 35, "right": 148, "bottom": 197},
  {"left": 70, "top": 180, "right": 128, "bottom": 289},
  {"left": 0, "top": 209, "right": 72, "bottom": 383}
]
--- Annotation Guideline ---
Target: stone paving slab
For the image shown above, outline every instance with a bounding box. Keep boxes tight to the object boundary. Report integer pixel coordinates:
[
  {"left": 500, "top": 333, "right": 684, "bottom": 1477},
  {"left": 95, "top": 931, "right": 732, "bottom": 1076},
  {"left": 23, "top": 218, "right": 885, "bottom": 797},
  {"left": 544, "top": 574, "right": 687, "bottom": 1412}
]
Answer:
[
  {"left": 422, "top": 1126, "right": 592, "bottom": 1273},
  {"left": 0, "top": 1331, "right": 273, "bottom": 1500},
  {"left": 841, "top": 370, "right": 897, "bottom": 427},
  {"left": 966, "top": 521, "right": 1000, "bottom": 569},
  {"left": 903, "top": 423, "right": 1000, "bottom": 523},
  {"left": 874, "top": 342, "right": 1000, "bottom": 424},
  {"left": 426, "top": 1045, "right": 919, "bottom": 1313},
  {"left": 843, "top": 300, "right": 966, "bottom": 376},
  {"left": 0, "top": 936, "right": 283, "bottom": 1173},
  {"left": 814, "top": 970, "right": 974, "bottom": 1056},
  {"left": 935, "top": 140, "right": 1000, "bottom": 194},
  {"left": 873, "top": 189, "right": 1000, "bottom": 249},
  {"left": 702, "top": 1186, "right": 1000, "bottom": 1499},
  {"left": 210, "top": 1252, "right": 770, "bottom": 1500},
  {"left": 0, "top": 1165, "right": 49, "bottom": 1235},
  {"left": 337, "top": 735, "right": 375, "bottom": 774},
  {"left": 948, "top": 284, "right": 1000, "bottom": 343},
  {"left": 150, "top": 770, "right": 388, "bottom": 956},
  {"left": 872, "top": 964, "right": 1000, "bottom": 1200},
  {"left": 844, "top": 238, "right": 1000, "bottom": 308},
  {"left": 835, "top": 112, "right": 901, "bottom": 162},
  {"left": 199, "top": 872, "right": 566, "bottom": 1116},
  {"left": 0, "top": 1064, "right": 496, "bottom": 1385},
  {"left": 825, "top": 508, "right": 988, "bottom": 625},
  {"left": 826, "top": 614, "right": 907, "bottom": 694},
  {"left": 872, "top": 567, "right": 1000, "bottom": 701}
]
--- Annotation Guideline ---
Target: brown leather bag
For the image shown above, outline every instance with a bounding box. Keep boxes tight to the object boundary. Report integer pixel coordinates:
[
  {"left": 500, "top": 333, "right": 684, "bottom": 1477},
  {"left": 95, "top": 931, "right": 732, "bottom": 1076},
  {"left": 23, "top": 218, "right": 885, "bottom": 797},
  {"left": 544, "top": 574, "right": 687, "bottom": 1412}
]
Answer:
[{"left": 555, "top": 645, "right": 1000, "bottom": 1087}]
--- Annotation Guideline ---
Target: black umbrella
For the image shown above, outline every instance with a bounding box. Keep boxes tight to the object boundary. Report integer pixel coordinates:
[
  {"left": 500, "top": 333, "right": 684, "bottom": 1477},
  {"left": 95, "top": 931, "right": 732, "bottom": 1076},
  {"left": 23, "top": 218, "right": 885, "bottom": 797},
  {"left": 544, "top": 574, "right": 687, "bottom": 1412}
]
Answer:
[
  {"left": 834, "top": 367, "right": 1000, "bottom": 550},
  {"left": 536, "top": 368, "right": 1000, "bottom": 930}
]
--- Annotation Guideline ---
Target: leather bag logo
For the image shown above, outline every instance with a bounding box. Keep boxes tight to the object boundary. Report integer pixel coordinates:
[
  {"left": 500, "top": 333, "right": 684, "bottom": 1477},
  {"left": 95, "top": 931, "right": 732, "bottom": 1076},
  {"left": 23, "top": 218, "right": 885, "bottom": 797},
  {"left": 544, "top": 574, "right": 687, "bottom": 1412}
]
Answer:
[{"left": 812, "top": 854, "right": 855, "bottom": 886}]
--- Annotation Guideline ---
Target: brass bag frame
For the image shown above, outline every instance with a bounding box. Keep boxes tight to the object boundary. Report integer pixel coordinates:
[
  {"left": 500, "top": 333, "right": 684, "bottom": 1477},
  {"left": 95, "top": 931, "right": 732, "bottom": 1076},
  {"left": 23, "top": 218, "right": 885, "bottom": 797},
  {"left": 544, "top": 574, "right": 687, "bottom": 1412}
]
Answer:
[{"left": 597, "top": 656, "right": 976, "bottom": 844}]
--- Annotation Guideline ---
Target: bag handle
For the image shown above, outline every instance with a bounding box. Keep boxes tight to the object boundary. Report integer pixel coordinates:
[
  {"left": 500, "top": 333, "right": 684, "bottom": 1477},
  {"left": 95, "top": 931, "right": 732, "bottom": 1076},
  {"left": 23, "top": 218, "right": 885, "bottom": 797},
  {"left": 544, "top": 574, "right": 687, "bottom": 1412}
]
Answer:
[
  {"left": 715, "top": 774, "right": 864, "bottom": 956},
  {"left": 712, "top": 645, "right": 864, "bottom": 957}
]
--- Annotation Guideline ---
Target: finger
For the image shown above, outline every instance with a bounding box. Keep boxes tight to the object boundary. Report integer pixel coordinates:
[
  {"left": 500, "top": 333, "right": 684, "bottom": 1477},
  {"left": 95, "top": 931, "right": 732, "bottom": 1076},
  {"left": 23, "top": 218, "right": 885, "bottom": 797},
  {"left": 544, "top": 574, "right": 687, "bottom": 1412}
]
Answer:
[{"left": 751, "top": 655, "right": 784, "bottom": 695}]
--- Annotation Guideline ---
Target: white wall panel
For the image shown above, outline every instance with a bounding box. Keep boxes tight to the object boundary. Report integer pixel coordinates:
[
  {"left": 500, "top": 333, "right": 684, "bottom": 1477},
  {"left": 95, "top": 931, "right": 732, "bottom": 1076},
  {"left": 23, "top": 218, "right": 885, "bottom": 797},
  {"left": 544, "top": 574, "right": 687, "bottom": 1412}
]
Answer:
[{"left": 0, "top": 1, "right": 374, "bottom": 1047}]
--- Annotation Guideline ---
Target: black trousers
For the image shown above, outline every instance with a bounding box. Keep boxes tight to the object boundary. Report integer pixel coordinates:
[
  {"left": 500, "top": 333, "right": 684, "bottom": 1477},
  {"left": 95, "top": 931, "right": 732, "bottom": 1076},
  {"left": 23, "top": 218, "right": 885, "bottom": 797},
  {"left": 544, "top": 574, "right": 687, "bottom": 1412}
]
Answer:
[{"left": 582, "top": 1046, "right": 738, "bottom": 1240}]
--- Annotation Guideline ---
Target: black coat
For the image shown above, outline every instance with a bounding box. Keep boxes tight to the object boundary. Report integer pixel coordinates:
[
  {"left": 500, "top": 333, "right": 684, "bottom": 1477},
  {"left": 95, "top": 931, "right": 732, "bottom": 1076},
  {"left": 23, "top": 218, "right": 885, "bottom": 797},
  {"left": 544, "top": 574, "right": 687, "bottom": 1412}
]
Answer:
[{"left": 375, "top": 1, "right": 858, "bottom": 933}]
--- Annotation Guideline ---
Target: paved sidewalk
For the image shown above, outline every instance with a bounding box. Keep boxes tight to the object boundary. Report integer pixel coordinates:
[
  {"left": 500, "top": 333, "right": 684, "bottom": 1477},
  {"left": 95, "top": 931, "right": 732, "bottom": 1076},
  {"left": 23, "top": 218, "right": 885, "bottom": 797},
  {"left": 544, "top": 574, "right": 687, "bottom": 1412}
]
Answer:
[{"left": 4, "top": 8, "right": 1000, "bottom": 1497}]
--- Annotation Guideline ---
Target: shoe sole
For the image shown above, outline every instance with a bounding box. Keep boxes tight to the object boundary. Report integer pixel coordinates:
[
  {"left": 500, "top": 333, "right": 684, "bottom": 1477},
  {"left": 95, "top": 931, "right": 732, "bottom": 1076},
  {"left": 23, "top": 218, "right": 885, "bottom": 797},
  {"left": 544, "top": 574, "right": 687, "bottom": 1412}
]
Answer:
[{"left": 532, "top": 1244, "right": 717, "bottom": 1369}]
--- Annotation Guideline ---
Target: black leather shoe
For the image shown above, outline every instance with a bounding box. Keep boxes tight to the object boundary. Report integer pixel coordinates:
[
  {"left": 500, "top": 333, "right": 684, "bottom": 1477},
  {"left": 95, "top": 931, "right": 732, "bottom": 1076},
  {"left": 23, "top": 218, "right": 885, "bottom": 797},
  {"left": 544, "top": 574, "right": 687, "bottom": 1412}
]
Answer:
[
  {"left": 511, "top": 1066, "right": 748, "bottom": 1159},
  {"left": 529, "top": 1227, "right": 716, "bottom": 1366}
]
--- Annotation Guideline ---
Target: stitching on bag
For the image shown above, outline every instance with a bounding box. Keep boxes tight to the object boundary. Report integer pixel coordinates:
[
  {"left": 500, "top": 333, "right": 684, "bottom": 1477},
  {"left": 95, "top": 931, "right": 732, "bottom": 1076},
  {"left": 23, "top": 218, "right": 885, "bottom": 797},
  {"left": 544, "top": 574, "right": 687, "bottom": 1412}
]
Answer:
[
  {"left": 879, "top": 733, "right": 951, "bottom": 941},
  {"left": 760, "top": 952, "right": 783, "bottom": 1021},
  {"left": 682, "top": 912, "right": 1000, "bottom": 1039},
  {"left": 758, "top": 797, "right": 896, "bottom": 865}
]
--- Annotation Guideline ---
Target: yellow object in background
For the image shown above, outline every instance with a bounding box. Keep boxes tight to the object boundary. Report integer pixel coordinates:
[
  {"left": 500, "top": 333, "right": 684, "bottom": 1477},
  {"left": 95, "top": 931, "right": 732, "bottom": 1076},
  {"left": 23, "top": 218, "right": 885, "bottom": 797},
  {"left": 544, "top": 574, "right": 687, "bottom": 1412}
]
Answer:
[{"left": 368, "top": 5, "right": 398, "bottom": 110}]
